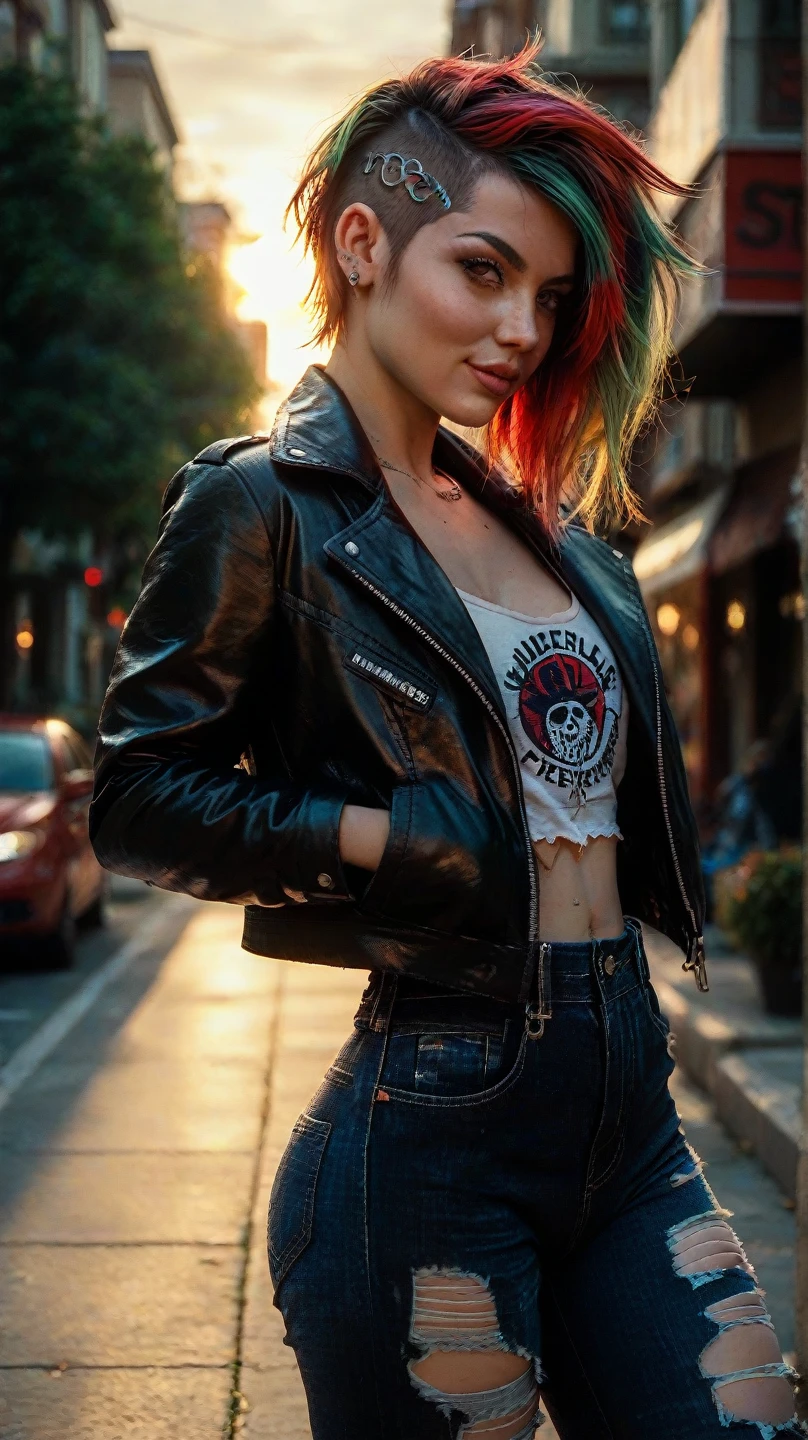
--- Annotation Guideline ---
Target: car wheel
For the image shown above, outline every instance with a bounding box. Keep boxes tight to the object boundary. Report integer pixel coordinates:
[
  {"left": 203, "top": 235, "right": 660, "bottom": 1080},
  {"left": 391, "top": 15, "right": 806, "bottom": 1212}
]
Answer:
[{"left": 42, "top": 903, "right": 77, "bottom": 970}]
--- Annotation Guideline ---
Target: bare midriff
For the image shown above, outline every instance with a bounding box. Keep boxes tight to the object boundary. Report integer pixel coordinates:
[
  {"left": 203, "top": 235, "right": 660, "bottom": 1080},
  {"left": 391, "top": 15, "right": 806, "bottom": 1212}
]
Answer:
[{"left": 533, "top": 835, "right": 625, "bottom": 942}]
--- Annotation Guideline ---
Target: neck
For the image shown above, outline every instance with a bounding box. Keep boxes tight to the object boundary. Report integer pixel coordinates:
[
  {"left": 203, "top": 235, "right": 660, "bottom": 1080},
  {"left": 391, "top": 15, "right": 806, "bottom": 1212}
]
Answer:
[{"left": 325, "top": 332, "right": 440, "bottom": 477}]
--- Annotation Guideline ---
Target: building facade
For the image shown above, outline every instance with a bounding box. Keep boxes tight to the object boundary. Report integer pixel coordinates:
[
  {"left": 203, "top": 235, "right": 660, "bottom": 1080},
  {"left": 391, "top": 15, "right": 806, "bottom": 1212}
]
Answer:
[
  {"left": 450, "top": 0, "right": 650, "bottom": 126},
  {"left": 0, "top": 0, "right": 114, "bottom": 108},
  {"left": 633, "top": 0, "right": 803, "bottom": 834},
  {"left": 107, "top": 48, "right": 178, "bottom": 176}
]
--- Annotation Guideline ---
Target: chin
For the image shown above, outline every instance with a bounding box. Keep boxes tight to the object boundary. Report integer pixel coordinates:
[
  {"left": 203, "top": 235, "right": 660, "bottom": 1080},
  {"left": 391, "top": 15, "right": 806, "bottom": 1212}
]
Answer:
[{"left": 440, "top": 393, "right": 502, "bottom": 429}]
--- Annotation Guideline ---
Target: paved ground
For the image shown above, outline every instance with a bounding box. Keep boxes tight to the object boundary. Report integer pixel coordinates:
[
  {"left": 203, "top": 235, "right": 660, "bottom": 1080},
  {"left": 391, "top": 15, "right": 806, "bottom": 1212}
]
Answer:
[{"left": 0, "top": 897, "right": 798, "bottom": 1438}]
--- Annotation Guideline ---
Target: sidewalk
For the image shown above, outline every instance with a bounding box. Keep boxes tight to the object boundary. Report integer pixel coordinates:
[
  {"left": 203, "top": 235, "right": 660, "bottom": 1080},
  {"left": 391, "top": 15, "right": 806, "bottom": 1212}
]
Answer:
[
  {"left": 645, "top": 924, "right": 803, "bottom": 1199},
  {"left": 0, "top": 898, "right": 263, "bottom": 1438}
]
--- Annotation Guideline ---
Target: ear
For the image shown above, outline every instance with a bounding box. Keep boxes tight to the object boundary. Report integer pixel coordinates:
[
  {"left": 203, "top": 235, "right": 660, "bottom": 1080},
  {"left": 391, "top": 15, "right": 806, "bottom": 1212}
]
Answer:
[{"left": 333, "top": 203, "right": 388, "bottom": 289}]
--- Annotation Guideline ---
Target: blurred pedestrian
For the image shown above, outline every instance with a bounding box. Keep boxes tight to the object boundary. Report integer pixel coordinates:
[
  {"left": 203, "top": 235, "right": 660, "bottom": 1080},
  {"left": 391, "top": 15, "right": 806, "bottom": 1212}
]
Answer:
[{"left": 90, "top": 44, "right": 804, "bottom": 1440}]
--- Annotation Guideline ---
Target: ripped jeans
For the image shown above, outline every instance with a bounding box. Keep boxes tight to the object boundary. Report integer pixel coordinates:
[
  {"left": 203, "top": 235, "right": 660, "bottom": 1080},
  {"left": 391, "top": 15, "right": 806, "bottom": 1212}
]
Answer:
[{"left": 268, "top": 921, "right": 804, "bottom": 1439}]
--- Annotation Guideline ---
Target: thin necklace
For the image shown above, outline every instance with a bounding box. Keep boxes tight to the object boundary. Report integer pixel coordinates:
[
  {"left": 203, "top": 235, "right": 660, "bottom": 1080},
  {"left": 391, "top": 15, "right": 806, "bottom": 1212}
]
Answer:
[{"left": 376, "top": 454, "right": 463, "bottom": 503}]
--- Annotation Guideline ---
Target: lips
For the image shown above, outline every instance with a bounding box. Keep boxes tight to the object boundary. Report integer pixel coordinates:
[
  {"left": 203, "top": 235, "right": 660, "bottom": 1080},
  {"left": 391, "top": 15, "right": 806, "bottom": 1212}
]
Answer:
[{"left": 466, "top": 362, "right": 518, "bottom": 398}]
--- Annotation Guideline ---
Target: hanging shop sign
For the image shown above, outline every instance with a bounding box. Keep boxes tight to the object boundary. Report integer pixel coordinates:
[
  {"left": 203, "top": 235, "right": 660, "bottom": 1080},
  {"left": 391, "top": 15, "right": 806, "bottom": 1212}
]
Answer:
[{"left": 724, "top": 149, "right": 802, "bottom": 304}]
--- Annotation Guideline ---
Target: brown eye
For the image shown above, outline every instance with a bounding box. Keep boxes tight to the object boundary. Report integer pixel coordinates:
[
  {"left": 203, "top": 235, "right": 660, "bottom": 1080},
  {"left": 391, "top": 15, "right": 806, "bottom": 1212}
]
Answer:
[
  {"left": 538, "top": 290, "right": 565, "bottom": 315},
  {"left": 461, "top": 257, "right": 505, "bottom": 287}
]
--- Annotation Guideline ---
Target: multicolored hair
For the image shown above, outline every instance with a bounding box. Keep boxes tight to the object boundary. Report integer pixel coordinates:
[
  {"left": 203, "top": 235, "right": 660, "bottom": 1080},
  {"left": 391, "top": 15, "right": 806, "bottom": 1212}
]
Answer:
[{"left": 289, "top": 43, "right": 695, "bottom": 533}]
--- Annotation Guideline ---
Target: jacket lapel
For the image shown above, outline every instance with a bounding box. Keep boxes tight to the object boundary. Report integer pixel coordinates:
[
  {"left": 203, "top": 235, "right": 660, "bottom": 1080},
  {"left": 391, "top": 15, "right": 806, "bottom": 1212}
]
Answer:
[
  {"left": 323, "top": 488, "right": 507, "bottom": 716},
  {"left": 273, "top": 368, "right": 514, "bottom": 714}
]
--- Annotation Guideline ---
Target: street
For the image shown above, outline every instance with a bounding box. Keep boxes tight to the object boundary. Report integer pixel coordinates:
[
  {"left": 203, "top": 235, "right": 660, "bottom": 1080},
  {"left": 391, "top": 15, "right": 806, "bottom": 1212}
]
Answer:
[{"left": 0, "top": 891, "right": 797, "bottom": 1438}]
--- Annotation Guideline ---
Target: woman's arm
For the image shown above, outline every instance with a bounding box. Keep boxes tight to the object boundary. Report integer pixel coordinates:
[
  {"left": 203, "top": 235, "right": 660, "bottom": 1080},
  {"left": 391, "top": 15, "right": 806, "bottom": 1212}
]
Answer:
[{"left": 90, "top": 458, "right": 372, "bottom": 907}]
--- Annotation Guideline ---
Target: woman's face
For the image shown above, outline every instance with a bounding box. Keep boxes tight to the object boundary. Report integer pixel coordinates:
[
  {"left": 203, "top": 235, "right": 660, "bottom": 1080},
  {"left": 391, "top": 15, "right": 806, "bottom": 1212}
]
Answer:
[{"left": 339, "top": 171, "right": 578, "bottom": 425}]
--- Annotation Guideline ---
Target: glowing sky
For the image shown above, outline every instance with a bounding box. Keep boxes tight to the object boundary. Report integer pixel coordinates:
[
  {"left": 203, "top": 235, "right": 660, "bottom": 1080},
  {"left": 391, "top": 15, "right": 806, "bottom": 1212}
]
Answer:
[{"left": 109, "top": 2, "right": 449, "bottom": 407}]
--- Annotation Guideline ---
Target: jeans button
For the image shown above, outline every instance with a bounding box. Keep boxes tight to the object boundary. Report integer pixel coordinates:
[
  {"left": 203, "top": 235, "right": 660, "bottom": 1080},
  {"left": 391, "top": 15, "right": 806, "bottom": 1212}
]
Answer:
[
  {"left": 317, "top": 872, "right": 335, "bottom": 890},
  {"left": 604, "top": 954, "right": 616, "bottom": 976}
]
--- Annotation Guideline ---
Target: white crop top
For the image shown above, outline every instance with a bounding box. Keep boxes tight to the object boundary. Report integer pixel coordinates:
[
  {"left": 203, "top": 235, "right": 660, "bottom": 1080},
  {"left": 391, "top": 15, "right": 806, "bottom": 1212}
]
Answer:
[{"left": 457, "top": 587, "right": 628, "bottom": 847}]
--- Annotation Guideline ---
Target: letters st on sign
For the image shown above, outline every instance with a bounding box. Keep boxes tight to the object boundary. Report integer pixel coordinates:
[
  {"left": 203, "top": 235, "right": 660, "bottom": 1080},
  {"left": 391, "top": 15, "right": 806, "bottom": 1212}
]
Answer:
[{"left": 724, "top": 150, "right": 802, "bottom": 304}]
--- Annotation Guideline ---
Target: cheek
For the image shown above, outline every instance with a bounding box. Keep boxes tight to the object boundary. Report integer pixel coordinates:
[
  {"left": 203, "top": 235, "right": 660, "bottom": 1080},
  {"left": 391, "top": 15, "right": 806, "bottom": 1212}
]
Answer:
[{"left": 374, "top": 265, "right": 491, "bottom": 365}]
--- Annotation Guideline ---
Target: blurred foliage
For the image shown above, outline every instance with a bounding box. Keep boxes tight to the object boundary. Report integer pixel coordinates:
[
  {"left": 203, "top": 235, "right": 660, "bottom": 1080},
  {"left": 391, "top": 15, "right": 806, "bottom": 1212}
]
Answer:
[
  {"left": 0, "top": 62, "right": 259, "bottom": 594},
  {"left": 721, "top": 848, "right": 802, "bottom": 971}
]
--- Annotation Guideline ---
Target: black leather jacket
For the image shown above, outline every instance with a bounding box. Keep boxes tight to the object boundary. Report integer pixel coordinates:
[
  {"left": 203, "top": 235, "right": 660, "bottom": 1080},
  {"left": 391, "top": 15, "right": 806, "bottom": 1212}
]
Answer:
[{"left": 91, "top": 366, "right": 706, "bottom": 1002}]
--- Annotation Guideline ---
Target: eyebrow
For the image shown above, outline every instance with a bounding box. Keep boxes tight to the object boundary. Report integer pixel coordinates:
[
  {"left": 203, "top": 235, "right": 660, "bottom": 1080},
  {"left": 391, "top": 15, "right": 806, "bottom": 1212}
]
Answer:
[{"left": 457, "top": 230, "right": 575, "bottom": 286}]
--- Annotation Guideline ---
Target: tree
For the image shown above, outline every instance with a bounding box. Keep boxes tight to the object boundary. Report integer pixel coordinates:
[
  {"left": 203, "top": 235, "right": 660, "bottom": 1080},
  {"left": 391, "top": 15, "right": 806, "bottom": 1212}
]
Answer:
[{"left": 0, "top": 63, "right": 260, "bottom": 702}]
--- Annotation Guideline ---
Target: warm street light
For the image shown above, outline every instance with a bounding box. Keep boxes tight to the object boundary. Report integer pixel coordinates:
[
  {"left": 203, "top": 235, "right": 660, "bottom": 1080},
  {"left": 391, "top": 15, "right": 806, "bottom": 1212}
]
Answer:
[
  {"left": 15, "top": 626, "right": 34, "bottom": 650},
  {"left": 656, "top": 602, "right": 680, "bottom": 635},
  {"left": 726, "top": 600, "right": 746, "bottom": 631}
]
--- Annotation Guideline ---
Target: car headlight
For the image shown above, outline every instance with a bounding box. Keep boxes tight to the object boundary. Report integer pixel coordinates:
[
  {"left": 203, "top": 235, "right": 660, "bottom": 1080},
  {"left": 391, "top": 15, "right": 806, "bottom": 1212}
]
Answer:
[{"left": 0, "top": 830, "right": 41, "bottom": 862}]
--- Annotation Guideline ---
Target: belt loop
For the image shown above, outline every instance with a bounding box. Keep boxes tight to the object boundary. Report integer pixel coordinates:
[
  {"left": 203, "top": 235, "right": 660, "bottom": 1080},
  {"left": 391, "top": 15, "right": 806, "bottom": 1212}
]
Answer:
[
  {"left": 625, "top": 917, "right": 649, "bottom": 984},
  {"left": 369, "top": 971, "right": 399, "bottom": 1033},
  {"left": 526, "top": 942, "right": 552, "bottom": 1039}
]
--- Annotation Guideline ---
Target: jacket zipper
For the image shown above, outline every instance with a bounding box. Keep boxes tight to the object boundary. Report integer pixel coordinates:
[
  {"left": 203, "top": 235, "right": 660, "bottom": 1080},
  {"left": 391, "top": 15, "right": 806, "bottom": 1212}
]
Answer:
[
  {"left": 650, "top": 651, "right": 708, "bottom": 992},
  {"left": 335, "top": 559, "right": 539, "bottom": 964}
]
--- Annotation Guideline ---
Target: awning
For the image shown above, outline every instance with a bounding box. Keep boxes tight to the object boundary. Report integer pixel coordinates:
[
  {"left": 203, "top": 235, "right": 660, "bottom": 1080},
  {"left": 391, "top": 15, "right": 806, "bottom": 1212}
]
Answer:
[
  {"left": 709, "top": 446, "right": 799, "bottom": 575},
  {"left": 632, "top": 486, "right": 730, "bottom": 596}
]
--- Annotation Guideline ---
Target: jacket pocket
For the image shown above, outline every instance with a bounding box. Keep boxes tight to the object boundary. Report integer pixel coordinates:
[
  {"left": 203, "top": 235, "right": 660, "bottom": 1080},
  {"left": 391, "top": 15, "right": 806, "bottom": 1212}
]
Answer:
[
  {"left": 356, "top": 777, "right": 507, "bottom": 937},
  {"left": 267, "top": 1113, "right": 331, "bottom": 1291},
  {"left": 353, "top": 781, "right": 413, "bottom": 916}
]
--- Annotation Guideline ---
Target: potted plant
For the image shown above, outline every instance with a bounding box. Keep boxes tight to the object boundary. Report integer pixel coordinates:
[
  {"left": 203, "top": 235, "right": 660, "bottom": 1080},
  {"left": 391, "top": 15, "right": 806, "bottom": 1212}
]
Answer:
[{"left": 723, "top": 849, "right": 802, "bottom": 1017}]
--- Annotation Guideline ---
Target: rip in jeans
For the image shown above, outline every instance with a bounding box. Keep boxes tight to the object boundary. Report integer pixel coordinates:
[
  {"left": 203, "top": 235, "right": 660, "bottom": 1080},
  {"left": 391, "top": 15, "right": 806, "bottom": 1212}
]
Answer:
[
  {"left": 407, "top": 1268, "right": 543, "bottom": 1438},
  {"left": 667, "top": 1210, "right": 807, "bottom": 1437}
]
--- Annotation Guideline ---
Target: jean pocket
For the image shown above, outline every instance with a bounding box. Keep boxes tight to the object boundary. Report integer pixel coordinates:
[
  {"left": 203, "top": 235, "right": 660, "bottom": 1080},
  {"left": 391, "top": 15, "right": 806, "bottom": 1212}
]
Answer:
[
  {"left": 380, "top": 1022, "right": 519, "bottom": 1101},
  {"left": 268, "top": 1113, "right": 331, "bottom": 1290}
]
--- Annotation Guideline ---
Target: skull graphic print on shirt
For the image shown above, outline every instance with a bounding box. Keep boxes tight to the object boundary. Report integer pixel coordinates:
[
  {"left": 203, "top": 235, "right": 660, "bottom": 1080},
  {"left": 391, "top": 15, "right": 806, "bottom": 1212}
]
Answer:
[{"left": 456, "top": 587, "right": 628, "bottom": 847}]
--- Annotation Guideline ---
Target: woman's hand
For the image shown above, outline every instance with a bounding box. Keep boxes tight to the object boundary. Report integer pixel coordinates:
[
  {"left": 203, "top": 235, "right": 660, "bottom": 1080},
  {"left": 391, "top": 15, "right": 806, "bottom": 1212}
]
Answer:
[{"left": 338, "top": 804, "right": 390, "bottom": 871}]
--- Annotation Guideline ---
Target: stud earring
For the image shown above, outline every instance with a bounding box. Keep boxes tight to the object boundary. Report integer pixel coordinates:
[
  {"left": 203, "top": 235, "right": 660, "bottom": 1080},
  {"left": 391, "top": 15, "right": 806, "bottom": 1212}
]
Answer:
[{"left": 339, "top": 249, "right": 360, "bottom": 286}]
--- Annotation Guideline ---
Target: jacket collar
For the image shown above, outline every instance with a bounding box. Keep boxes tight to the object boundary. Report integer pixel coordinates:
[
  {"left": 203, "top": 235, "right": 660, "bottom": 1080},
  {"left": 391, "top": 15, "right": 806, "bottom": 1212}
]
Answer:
[{"left": 269, "top": 365, "right": 382, "bottom": 491}]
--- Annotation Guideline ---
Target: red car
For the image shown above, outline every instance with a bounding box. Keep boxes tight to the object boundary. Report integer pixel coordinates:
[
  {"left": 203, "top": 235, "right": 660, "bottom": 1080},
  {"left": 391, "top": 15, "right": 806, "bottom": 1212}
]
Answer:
[{"left": 0, "top": 716, "right": 106, "bottom": 966}]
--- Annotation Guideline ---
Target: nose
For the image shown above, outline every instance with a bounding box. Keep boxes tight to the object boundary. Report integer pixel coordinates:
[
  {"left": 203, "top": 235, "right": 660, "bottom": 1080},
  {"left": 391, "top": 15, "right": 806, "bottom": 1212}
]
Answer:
[{"left": 493, "top": 288, "right": 543, "bottom": 356}]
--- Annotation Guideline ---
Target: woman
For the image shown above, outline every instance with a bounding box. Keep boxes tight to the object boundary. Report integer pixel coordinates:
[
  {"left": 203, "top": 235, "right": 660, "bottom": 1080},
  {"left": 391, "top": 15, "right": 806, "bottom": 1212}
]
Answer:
[{"left": 90, "top": 48, "right": 803, "bottom": 1440}]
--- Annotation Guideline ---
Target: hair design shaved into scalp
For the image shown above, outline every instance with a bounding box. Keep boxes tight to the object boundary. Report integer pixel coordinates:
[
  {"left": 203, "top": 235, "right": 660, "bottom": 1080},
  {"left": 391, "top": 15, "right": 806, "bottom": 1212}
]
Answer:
[{"left": 289, "top": 43, "right": 696, "bottom": 534}]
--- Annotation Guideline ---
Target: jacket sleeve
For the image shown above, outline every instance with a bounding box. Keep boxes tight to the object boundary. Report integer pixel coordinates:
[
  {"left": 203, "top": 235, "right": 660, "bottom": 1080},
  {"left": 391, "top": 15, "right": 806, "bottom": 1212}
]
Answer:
[{"left": 89, "top": 458, "right": 352, "bottom": 906}]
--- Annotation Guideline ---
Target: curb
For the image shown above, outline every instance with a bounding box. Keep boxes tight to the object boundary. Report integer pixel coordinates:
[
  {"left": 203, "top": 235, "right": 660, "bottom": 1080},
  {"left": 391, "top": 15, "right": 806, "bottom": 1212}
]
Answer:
[
  {"left": 711, "top": 1050, "right": 801, "bottom": 1199},
  {"left": 651, "top": 968, "right": 803, "bottom": 1200}
]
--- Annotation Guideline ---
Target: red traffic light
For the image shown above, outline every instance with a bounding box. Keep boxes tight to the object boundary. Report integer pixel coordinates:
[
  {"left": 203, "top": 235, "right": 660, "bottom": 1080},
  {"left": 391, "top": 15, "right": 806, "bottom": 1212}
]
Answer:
[{"left": 84, "top": 566, "right": 104, "bottom": 587}]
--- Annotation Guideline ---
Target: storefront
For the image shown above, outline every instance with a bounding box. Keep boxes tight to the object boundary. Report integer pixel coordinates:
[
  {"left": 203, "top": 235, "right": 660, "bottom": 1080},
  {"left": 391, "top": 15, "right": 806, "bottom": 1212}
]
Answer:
[
  {"left": 633, "top": 452, "right": 802, "bottom": 837},
  {"left": 706, "top": 447, "right": 802, "bottom": 840},
  {"left": 632, "top": 487, "right": 729, "bottom": 806}
]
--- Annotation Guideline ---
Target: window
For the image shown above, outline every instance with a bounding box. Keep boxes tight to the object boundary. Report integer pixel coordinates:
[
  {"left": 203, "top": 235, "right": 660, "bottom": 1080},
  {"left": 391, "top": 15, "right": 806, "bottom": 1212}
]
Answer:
[
  {"left": 0, "top": 2, "right": 16, "bottom": 63},
  {"left": 0, "top": 734, "right": 54, "bottom": 793},
  {"left": 678, "top": 0, "right": 702, "bottom": 46},
  {"left": 603, "top": 0, "right": 649, "bottom": 44},
  {"left": 759, "top": 0, "right": 801, "bottom": 128}
]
